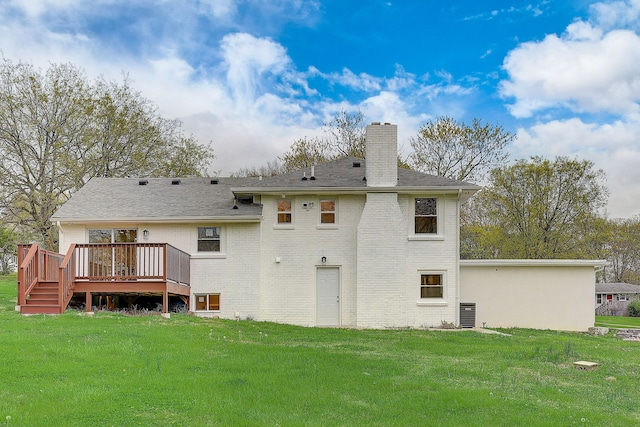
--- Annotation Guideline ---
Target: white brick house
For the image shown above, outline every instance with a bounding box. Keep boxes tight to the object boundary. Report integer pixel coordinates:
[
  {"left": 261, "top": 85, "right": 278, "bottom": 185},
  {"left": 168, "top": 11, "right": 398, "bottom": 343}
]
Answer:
[
  {"left": 50, "top": 122, "right": 605, "bottom": 330},
  {"left": 53, "top": 123, "right": 479, "bottom": 328}
]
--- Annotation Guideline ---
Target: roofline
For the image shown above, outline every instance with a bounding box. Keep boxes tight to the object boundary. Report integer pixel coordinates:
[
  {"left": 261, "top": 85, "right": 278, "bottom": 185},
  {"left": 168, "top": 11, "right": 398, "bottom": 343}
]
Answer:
[
  {"left": 232, "top": 186, "right": 480, "bottom": 196},
  {"left": 460, "top": 259, "right": 609, "bottom": 268},
  {"left": 53, "top": 216, "right": 263, "bottom": 224}
]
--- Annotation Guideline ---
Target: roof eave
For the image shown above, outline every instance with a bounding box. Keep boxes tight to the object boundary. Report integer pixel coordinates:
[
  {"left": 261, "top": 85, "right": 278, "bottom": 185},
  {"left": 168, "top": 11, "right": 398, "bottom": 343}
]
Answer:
[
  {"left": 53, "top": 215, "right": 263, "bottom": 224},
  {"left": 232, "top": 185, "right": 481, "bottom": 196}
]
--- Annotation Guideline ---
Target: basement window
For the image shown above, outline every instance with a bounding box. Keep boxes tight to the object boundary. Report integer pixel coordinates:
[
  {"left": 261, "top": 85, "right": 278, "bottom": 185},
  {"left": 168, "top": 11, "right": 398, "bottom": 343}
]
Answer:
[{"left": 195, "top": 294, "right": 220, "bottom": 311}]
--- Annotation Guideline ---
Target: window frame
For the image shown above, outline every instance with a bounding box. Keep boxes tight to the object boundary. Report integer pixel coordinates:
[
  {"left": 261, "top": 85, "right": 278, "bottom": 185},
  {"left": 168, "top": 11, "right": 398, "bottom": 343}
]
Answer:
[
  {"left": 194, "top": 293, "right": 220, "bottom": 311},
  {"left": 419, "top": 273, "right": 444, "bottom": 299},
  {"left": 414, "top": 197, "right": 438, "bottom": 234},
  {"left": 197, "top": 226, "right": 221, "bottom": 253},
  {"left": 277, "top": 199, "right": 293, "bottom": 224},
  {"left": 320, "top": 199, "right": 337, "bottom": 225}
]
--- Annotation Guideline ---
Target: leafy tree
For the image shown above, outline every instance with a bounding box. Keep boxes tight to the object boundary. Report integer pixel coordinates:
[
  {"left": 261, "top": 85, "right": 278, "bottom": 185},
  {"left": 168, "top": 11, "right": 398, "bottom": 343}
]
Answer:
[
  {"left": 0, "top": 224, "right": 18, "bottom": 275},
  {"left": 598, "top": 216, "right": 640, "bottom": 284},
  {"left": 0, "top": 59, "right": 214, "bottom": 250},
  {"left": 409, "top": 116, "right": 514, "bottom": 182},
  {"left": 461, "top": 156, "right": 608, "bottom": 259}
]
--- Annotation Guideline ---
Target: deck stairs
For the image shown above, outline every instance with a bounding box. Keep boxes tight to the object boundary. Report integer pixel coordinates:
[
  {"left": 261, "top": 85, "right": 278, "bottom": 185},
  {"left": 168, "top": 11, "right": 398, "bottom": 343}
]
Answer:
[{"left": 21, "top": 280, "right": 64, "bottom": 314}]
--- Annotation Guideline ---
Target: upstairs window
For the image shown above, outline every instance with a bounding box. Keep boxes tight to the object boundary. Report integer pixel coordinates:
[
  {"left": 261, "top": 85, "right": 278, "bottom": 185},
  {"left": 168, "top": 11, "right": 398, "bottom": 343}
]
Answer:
[
  {"left": 420, "top": 274, "right": 443, "bottom": 298},
  {"left": 197, "top": 227, "right": 221, "bottom": 252},
  {"left": 277, "top": 200, "right": 292, "bottom": 224},
  {"left": 415, "top": 198, "right": 437, "bottom": 234},
  {"left": 320, "top": 200, "right": 336, "bottom": 224}
]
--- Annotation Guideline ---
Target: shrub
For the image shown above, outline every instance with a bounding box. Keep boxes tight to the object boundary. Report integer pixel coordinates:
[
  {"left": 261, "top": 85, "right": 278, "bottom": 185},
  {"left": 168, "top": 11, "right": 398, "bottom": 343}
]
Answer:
[{"left": 628, "top": 301, "right": 640, "bottom": 317}]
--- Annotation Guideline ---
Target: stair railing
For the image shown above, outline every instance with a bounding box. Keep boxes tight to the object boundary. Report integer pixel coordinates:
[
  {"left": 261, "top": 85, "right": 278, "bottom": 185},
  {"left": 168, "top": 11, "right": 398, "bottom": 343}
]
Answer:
[
  {"left": 58, "top": 244, "right": 77, "bottom": 310},
  {"left": 18, "top": 244, "right": 39, "bottom": 306}
]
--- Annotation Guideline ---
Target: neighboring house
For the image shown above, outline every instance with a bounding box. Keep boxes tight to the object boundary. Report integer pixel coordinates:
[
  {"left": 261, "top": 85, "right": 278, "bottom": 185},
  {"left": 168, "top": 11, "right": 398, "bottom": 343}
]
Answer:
[
  {"left": 595, "top": 283, "right": 640, "bottom": 316},
  {"left": 17, "top": 123, "right": 606, "bottom": 331}
]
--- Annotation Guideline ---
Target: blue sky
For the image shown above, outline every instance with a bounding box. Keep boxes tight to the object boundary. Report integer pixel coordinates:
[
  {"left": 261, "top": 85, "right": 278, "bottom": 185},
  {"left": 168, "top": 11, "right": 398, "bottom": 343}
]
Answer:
[{"left": 1, "top": 0, "right": 640, "bottom": 217}]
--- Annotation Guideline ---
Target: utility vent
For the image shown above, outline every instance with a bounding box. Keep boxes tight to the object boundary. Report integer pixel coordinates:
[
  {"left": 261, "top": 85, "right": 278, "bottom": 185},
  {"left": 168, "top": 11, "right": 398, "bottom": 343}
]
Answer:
[
  {"left": 352, "top": 161, "right": 361, "bottom": 168},
  {"left": 138, "top": 180, "right": 148, "bottom": 186},
  {"left": 172, "top": 179, "right": 181, "bottom": 185},
  {"left": 210, "top": 179, "right": 219, "bottom": 185},
  {"left": 459, "top": 303, "right": 476, "bottom": 328}
]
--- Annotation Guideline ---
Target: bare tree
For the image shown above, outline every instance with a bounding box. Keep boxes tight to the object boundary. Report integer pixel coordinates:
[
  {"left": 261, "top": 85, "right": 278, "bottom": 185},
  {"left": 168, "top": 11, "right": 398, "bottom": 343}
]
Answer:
[
  {"left": 0, "top": 59, "right": 214, "bottom": 250},
  {"left": 409, "top": 116, "right": 514, "bottom": 183}
]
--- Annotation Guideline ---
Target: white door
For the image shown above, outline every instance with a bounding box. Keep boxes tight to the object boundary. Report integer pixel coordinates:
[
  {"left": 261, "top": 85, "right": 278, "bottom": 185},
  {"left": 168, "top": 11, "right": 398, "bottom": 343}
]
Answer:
[{"left": 316, "top": 267, "right": 340, "bottom": 326}]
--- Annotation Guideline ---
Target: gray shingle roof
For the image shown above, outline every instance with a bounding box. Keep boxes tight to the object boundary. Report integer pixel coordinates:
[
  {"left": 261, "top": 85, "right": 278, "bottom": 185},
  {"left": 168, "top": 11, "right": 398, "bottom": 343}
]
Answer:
[
  {"left": 52, "top": 177, "right": 262, "bottom": 221},
  {"left": 53, "top": 156, "right": 480, "bottom": 222},
  {"left": 595, "top": 283, "right": 640, "bottom": 294},
  {"left": 234, "top": 156, "right": 479, "bottom": 191}
]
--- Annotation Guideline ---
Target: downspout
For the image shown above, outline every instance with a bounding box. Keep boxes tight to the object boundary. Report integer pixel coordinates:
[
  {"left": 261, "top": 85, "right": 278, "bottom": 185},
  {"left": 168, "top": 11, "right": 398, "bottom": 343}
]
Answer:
[{"left": 455, "top": 189, "right": 462, "bottom": 327}]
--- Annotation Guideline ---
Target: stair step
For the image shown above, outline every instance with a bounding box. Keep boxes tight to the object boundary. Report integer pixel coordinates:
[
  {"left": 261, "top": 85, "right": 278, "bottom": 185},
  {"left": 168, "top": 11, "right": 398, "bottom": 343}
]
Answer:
[{"left": 21, "top": 304, "right": 63, "bottom": 315}]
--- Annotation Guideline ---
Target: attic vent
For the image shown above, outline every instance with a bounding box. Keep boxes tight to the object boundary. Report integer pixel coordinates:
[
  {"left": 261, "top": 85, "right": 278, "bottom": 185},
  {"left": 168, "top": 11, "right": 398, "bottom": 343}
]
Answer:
[
  {"left": 172, "top": 179, "right": 181, "bottom": 185},
  {"left": 352, "top": 161, "right": 361, "bottom": 168},
  {"left": 138, "top": 180, "right": 148, "bottom": 186},
  {"left": 210, "top": 179, "right": 219, "bottom": 185}
]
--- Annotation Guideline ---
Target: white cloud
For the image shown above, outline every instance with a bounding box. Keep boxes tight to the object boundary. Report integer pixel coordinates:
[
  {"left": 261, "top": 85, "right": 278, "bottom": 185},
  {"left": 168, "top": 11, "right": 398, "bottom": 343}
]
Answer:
[
  {"left": 501, "top": 24, "right": 640, "bottom": 118},
  {"left": 590, "top": 0, "right": 640, "bottom": 30},
  {"left": 220, "top": 33, "right": 291, "bottom": 105}
]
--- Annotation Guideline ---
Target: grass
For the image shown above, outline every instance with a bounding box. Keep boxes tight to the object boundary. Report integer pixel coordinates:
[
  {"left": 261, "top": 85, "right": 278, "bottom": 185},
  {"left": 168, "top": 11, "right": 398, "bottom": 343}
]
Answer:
[
  {"left": 1, "top": 274, "right": 640, "bottom": 426},
  {"left": 595, "top": 315, "right": 640, "bottom": 328}
]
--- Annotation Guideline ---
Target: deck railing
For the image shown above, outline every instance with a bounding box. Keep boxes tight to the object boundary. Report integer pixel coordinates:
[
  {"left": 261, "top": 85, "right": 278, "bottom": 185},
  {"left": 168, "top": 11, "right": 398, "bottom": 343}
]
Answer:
[{"left": 73, "top": 243, "right": 190, "bottom": 285}]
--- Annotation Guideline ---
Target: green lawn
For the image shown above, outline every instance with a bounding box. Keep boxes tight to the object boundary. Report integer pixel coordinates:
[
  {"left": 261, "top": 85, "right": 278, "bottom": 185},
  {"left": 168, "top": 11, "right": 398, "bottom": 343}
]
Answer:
[
  {"left": 596, "top": 315, "right": 640, "bottom": 328},
  {"left": 1, "top": 275, "right": 639, "bottom": 426}
]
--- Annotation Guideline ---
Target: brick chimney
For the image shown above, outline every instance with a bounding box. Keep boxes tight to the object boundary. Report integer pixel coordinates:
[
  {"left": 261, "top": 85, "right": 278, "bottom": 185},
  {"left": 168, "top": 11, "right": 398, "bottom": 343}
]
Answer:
[{"left": 365, "top": 122, "right": 397, "bottom": 187}]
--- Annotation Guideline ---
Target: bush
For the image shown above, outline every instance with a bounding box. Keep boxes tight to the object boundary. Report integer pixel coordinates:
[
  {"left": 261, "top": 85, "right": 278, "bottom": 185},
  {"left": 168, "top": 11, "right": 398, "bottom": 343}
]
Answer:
[{"left": 628, "top": 301, "right": 640, "bottom": 317}]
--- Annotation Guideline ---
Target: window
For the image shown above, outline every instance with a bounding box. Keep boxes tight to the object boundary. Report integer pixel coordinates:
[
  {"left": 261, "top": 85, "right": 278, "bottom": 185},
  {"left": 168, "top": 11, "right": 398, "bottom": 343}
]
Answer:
[
  {"left": 420, "top": 274, "right": 443, "bottom": 298},
  {"left": 277, "top": 200, "right": 292, "bottom": 224},
  {"left": 415, "top": 198, "right": 437, "bottom": 234},
  {"left": 197, "top": 227, "right": 221, "bottom": 252},
  {"left": 89, "top": 229, "right": 137, "bottom": 243},
  {"left": 320, "top": 200, "right": 336, "bottom": 224},
  {"left": 617, "top": 294, "right": 629, "bottom": 301},
  {"left": 195, "top": 294, "right": 220, "bottom": 311},
  {"left": 596, "top": 294, "right": 603, "bottom": 304}
]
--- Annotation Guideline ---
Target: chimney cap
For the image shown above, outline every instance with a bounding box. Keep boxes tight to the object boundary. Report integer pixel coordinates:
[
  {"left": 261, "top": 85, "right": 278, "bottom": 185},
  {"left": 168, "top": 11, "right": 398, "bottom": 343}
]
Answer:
[{"left": 371, "top": 121, "right": 381, "bottom": 125}]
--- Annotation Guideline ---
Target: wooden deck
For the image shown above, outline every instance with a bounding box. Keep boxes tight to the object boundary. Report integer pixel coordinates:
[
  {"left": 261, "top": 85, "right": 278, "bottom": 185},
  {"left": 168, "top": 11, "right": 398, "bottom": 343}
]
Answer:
[{"left": 17, "top": 243, "right": 190, "bottom": 314}]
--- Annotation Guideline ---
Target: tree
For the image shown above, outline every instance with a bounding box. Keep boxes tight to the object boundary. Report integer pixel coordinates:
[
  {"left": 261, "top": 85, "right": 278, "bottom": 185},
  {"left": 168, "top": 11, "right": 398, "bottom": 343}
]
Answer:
[
  {"left": 230, "top": 159, "right": 284, "bottom": 178},
  {"left": 598, "top": 217, "right": 640, "bottom": 284},
  {"left": 0, "top": 59, "right": 214, "bottom": 250},
  {"left": 461, "top": 156, "right": 608, "bottom": 259},
  {"left": 279, "top": 109, "right": 365, "bottom": 172},
  {"left": 0, "top": 224, "right": 18, "bottom": 275},
  {"left": 409, "top": 116, "right": 514, "bottom": 183}
]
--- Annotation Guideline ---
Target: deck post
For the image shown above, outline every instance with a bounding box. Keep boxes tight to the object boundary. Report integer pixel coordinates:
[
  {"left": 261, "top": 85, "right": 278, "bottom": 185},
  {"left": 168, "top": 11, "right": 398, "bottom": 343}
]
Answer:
[
  {"left": 85, "top": 292, "right": 92, "bottom": 312},
  {"left": 163, "top": 291, "right": 168, "bottom": 313}
]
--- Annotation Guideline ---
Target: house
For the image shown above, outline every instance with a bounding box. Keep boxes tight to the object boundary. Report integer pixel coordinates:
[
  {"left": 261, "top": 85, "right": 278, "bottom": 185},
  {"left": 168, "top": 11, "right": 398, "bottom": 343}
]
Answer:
[
  {"left": 595, "top": 282, "right": 640, "bottom": 316},
  {"left": 17, "top": 123, "right": 606, "bottom": 331}
]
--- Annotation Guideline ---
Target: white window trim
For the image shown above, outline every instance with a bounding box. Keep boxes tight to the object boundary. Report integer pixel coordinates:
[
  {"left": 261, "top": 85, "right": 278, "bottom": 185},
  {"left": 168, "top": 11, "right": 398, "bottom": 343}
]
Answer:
[
  {"left": 194, "top": 293, "right": 220, "bottom": 312},
  {"left": 274, "top": 198, "right": 295, "bottom": 229},
  {"left": 318, "top": 198, "right": 338, "bottom": 227},
  {"left": 416, "top": 270, "right": 448, "bottom": 306},
  {"left": 409, "top": 197, "right": 443, "bottom": 239},
  {"left": 194, "top": 226, "right": 226, "bottom": 257}
]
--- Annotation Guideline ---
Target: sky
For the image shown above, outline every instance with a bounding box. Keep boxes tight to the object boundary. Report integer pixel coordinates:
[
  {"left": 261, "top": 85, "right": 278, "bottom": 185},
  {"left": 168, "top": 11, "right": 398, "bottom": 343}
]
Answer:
[{"left": 1, "top": 0, "right": 640, "bottom": 218}]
